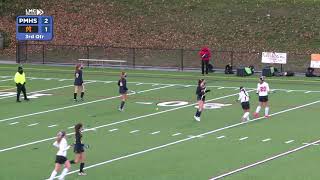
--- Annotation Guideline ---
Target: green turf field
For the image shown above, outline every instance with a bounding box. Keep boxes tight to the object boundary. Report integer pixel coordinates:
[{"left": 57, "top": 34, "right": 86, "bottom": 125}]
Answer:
[{"left": 0, "top": 64, "right": 320, "bottom": 180}]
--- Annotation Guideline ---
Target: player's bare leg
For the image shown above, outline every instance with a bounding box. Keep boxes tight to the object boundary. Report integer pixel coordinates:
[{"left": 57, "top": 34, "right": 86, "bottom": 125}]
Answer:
[{"left": 194, "top": 101, "right": 203, "bottom": 122}]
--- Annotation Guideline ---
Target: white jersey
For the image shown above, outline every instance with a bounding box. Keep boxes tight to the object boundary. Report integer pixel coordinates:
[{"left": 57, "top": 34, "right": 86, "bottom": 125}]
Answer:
[
  {"left": 238, "top": 90, "right": 249, "bottom": 103},
  {"left": 53, "top": 138, "right": 70, "bottom": 157},
  {"left": 257, "top": 82, "right": 270, "bottom": 96}
]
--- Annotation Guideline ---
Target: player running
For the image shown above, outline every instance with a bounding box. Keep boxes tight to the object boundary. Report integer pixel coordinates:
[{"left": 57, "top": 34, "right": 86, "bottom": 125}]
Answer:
[
  {"left": 238, "top": 86, "right": 250, "bottom": 122},
  {"left": 74, "top": 64, "right": 85, "bottom": 102},
  {"left": 194, "top": 79, "right": 210, "bottom": 122},
  {"left": 254, "top": 76, "right": 270, "bottom": 118},
  {"left": 118, "top": 72, "right": 128, "bottom": 111},
  {"left": 70, "top": 123, "right": 87, "bottom": 176},
  {"left": 48, "top": 131, "right": 71, "bottom": 180}
]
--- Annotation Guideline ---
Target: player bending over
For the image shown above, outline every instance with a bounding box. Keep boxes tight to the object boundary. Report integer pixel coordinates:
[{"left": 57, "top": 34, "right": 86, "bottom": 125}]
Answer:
[
  {"left": 194, "top": 79, "right": 210, "bottom": 122},
  {"left": 74, "top": 64, "right": 85, "bottom": 102},
  {"left": 48, "top": 131, "right": 71, "bottom": 180},
  {"left": 69, "top": 123, "right": 87, "bottom": 176},
  {"left": 118, "top": 72, "right": 128, "bottom": 111},
  {"left": 238, "top": 86, "right": 250, "bottom": 122},
  {"left": 254, "top": 76, "right": 270, "bottom": 118}
]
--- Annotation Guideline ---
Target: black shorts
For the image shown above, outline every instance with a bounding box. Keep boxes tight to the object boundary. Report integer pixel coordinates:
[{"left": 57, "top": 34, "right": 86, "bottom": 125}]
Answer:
[
  {"left": 119, "top": 90, "right": 127, "bottom": 94},
  {"left": 197, "top": 96, "right": 205, "bottom": 102},
  {"left": 241, "top": 101, "right": 250, "bottom": 110},
  {"left": 74, "top": 81, "right": 83, "bottom": 86},
  {"left": 119, "top": 88, "right": 128, "bottom": 94},
  {"left": 55, "top": 155, "right": 67, "bottom": 164},
  {"left": 259, "top": 96, "right": 269, "bottom": 102},
  {"left": 74, "top": 144, "right": 85, "bottom": 153}
]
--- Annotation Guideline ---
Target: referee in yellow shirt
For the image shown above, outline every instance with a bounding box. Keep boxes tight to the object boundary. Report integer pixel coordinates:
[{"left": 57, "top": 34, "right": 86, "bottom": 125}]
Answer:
[{"left": 14, "top": 66, "right": 29, "bottom": 102}]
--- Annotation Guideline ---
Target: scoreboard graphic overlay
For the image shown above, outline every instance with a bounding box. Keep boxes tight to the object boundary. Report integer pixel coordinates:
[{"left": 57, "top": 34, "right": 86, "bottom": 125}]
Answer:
[{"left": 16, "top": 16, "right": 53, "bottom": 41}]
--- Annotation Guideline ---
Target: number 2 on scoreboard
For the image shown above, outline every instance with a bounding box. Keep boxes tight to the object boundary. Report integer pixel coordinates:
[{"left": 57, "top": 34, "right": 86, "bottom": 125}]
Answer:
[{"left": 41, "top": 17, "right": 50, "bottom": 24}]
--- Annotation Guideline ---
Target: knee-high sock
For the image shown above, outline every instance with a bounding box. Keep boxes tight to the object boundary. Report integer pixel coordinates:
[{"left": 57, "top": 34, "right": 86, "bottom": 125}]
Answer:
[
  {"left": 48, "top": 170, "right": 57, "bottom": 180},
  {"left": 265, "top": 107, "right": 269, "bottom": 116},
  {"left": 198, "top": 110, "right": 202, "bottom": 117},
  {"left": 58, "top": 168, "right": 69, "bottom": 180},
  {"left": 243, "top": 112, "right": 250, "bottom": 121},
  {"left": 120, "top": 101, "right": 125, "bottom": 109},
  {"left": 81, "top": 92, "right": 84, "bottom": 98},
  {"left": 74, "top": 93, "right": 77, "bottom": 100},
  {"left": 80, "top": 163, "right": 85, "bottom": 172},
  {"left": 255, "top": 106, "right": 261, "bottom": 113},
  {"left": 195, "top": 110, "right": 199, "bottom": 117}
]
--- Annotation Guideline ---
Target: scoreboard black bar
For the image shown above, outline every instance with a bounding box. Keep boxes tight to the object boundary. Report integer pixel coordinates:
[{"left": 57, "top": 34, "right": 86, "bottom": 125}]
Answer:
[{"left": 18, "top": 26, "right": 39, "bottom": 33}]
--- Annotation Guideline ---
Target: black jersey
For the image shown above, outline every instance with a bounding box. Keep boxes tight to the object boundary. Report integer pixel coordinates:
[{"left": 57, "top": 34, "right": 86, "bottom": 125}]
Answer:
[
  {"left": 75, "top": 132, "right": 82, "bottom": 145},
  {"left": 74, "top": 132, "right": 84, "bottom": 153},
  {"left": 74, "top": 70, "right": 83, "bottom": 86},
  {"left": 196, "top": 85, "right": 206, "bottom": 101},
  {"left": 118, "top": 78, "right": 128, "bottom": 94}
]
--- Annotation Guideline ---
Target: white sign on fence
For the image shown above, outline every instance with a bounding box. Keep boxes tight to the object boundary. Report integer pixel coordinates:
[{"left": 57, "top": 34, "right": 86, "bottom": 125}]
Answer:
[
  {"left": 262, "top": 52, "right": 287, "bottom": 64},
  {"left": 310, "top": 54, "right": 320, "bottom": 68}
]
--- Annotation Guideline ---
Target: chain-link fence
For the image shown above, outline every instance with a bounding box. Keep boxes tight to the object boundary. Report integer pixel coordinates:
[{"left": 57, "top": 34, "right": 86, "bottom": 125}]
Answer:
[{"left": 16, "top": 43, "right": 313, "bottom": 73}]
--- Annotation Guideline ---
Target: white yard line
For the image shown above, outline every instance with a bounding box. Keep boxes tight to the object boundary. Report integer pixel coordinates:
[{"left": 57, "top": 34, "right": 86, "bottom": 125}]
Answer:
[
  {"left": 209, "top": 139, "right": 320, "bottom": 180},
  {"left": 262, "top": 138, "right": 271, "bottom": 142},
  {"left": 0, "top": 78, "right": 13, "bottom": 82},
  {"left": 217, "top": 136, "right": 225, "bottom": 139},
  {"left": 2, "top": 76, "right": 319, "bottom": 93},
  {"left": 239, "top": 137, "right": 248, "bottom": 141},
  {"left": 151, "top": 131, "right": 160, "bottom": 135},
  {"left": 172, "top": 133, "right": 181, "bottom": 136},
  {"left": 0, "top": 85, "right": 174, "bottom": 123},
  {"left": 302, "top": 143, "right": 319, "bottom": 146},
  {"left": 135, "top": 102, "right": 153, "bottom": 105},
  {"left": 0, "top": 90, "right": 244, "bottom": 153},
  {"left": 2, "top": 92, "right": 319, "bottom": 156},
  {"left": 47, "top": 99, "right": 320, "bottom": 179},
  {"left": 130, "top": 130, "right": 140, "bottom": 134},
  {"left": 285, "top": 140, "right": 295, "bottom": 144},
  {"left": 0, "top": 81, "right": 96, "bottom": 100},
  {"left": 48, "top": 124, "right": 58, "bottom": 128},
  {"left": 27, "top": 123, "right": 39, "bottom": 127},
  {"left": 109, "top": 129, "right": 118, "bottom": 132},
  {"left": 9, "top": 122, "right": 19, "bottom": 125}
]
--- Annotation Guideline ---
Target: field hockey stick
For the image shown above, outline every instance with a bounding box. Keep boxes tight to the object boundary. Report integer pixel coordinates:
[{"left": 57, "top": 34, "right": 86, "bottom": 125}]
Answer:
[
  {"left": 83, "top": 144, "right": 90, "bottom": 149},
  {"left": 200, "top": 87, "right": 207, "bottom": 100},
  {"left": 128, "top": 90, "right": 136, "bottom": 94},
  {"left": 269, "top": 89, "right": 276, "bottom": 94}
]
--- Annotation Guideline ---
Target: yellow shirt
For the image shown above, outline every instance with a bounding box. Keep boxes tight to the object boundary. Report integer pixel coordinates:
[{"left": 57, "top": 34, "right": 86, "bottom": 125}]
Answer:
[{"left": 14, "top": 72, "right": 26, "bottom": 84}]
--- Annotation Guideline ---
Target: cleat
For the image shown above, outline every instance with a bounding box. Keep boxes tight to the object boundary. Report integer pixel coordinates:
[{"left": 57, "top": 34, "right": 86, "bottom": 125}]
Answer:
[
  {"left": 194, "top": 116, "right": 200, "bottom": 122},
  {"left": 16, "top": 100, "right": 21, "bottom": 103},
  {"left": 253, "top": 112, "right": 259, "bottom": 118},
  {"left": 78, "top": 172, "right": 87, "bottom": 176},
  {"left": 118, "top": 107, "right": 124, "bottom": 112},
  {"left": 74, "top": 99, "right": 78, "bottom": 102},
  {"left": 24, "top": 98, "right": 30, "bottom": 101},
  {"left": 264, "top": 115, "right": 269, "bottom": 118}
]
